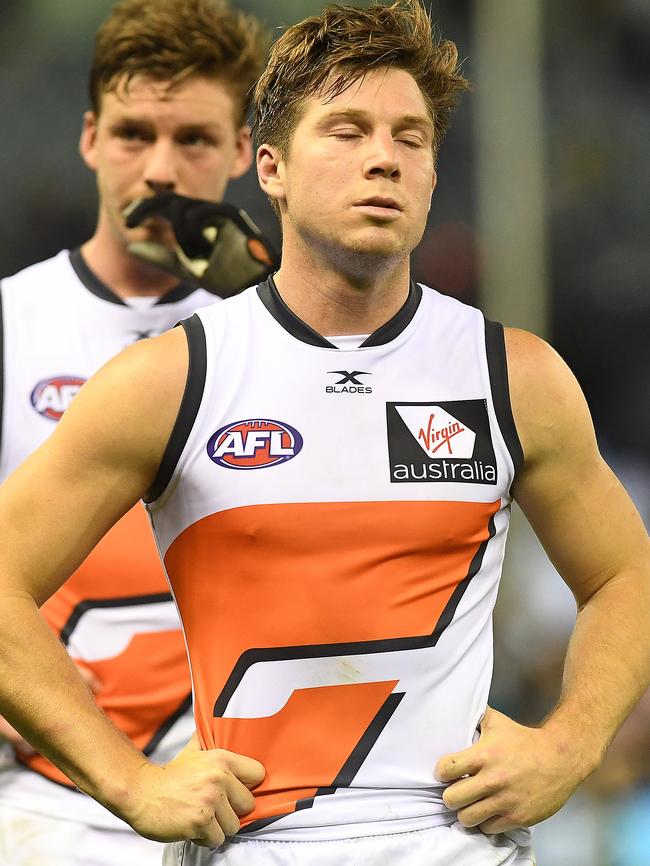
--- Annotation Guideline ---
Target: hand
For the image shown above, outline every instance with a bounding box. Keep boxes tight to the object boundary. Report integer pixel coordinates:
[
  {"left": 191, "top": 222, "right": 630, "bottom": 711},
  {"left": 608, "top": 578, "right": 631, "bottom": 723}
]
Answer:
[
  {"left": 435, "top": 706, "right": 587, "bottom": 834},
  {"left": 124, "top": 193, "right": 278, "bottom": 297},
  {"left": 0, "top": 662, "right": 101, "bottom": 758},
  {"left": 124, "top": 735, "right": 265, "bottom": 847}
]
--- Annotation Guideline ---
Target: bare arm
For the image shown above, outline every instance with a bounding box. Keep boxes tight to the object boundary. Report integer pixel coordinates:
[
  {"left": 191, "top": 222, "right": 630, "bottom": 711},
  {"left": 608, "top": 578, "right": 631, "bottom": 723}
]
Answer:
[
  {"left": 507, "top": 329, "right": 650, "bottom": 761},
  {"left": 437, "top": 328, "right": 650, "bottom": 831},
  {"left": 0, "top": 326, "right": 263, "bottom": 844}
]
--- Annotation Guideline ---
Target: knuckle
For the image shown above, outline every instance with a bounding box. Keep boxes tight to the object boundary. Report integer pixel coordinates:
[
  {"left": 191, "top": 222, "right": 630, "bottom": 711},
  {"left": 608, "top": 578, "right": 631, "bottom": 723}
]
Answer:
[
  {"left": 225, "top": 814, "right": 241, "bottom": 836},
  {"left": 240, "top": 789, "right": 256, "bottom": 813},
  {"left": 211, "top": 828, "right": 226, "bottom": 847},
  {"left": 211, "top": 768, "right": 232, "bottom": 787}
]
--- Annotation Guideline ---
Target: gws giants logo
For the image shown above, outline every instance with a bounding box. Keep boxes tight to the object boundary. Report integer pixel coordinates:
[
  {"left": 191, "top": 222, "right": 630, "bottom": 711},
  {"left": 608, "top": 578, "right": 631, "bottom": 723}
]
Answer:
[
  {"left": 386, "top": 400, "right": 497, "bottom": 484},
  {"left": 31, "top": 375, "right": 86, "bottom": 421},
  {"left": 207, "top": 419, "right": 303, "bottom": 470}
]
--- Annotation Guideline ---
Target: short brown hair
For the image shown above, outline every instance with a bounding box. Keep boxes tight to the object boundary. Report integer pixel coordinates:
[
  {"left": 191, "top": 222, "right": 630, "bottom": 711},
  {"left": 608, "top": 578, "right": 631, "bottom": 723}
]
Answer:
[
  {"left": 254, "top": 0, "right": 469, "bottom": 160},
  {"left": 90, "top": 0, "right": 269, "bottom": 125}
]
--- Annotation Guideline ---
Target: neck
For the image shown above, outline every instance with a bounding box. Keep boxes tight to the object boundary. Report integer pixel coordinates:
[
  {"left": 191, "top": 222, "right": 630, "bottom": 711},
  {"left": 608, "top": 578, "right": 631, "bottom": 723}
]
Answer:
[
  {"left": 81, "top": 215, "right": 182, "bottom": 301},
  {"left": 273, "top": 231, "right": 411, "bottom": 337}
]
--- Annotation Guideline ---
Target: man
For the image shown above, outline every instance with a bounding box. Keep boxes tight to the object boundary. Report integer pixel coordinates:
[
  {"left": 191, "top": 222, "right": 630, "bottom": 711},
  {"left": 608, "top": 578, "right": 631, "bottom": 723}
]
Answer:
[
  {"left": 0, "top": 0, "right": 268, "bottom": 863},
  {"left": 1, "top": 2, "right": 649, "bottom": 865}
]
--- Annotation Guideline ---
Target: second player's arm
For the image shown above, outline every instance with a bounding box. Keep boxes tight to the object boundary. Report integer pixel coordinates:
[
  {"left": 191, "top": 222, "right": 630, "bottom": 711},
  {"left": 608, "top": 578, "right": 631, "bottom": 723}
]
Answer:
[{"left": 0, "top": 326, "right": 263, "bottom": 845}]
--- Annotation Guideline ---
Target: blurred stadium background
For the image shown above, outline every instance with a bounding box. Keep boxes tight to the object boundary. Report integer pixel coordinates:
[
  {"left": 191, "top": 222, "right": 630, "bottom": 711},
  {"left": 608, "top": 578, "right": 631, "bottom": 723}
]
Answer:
[{"left": 1, "top": 1, "right": 648, "bottom": 863}]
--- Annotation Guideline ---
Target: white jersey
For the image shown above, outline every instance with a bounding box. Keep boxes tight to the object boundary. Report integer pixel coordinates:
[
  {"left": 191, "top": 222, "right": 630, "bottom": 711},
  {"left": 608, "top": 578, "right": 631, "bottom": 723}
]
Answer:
[
  {"left": 146, "top": 278, "right": 524, "bottom": 841},
  {"left": 0, "top": 248, "right": 216, "bottom": 829}
]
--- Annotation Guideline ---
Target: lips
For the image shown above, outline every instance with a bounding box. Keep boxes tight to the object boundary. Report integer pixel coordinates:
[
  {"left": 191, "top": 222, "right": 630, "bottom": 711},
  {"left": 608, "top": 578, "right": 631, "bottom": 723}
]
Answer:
[{"left": 355, "top": 196, "right": 403, "bottom": 211}]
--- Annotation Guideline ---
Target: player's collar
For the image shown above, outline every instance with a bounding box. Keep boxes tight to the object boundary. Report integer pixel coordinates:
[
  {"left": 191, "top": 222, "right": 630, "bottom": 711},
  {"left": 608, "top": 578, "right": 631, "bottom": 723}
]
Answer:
[
  {"left": 256, "top": 274, "right": 422, "bottom": 349},
  {"left": 69, "top": 248, "right": 198, "bottom": 307}
]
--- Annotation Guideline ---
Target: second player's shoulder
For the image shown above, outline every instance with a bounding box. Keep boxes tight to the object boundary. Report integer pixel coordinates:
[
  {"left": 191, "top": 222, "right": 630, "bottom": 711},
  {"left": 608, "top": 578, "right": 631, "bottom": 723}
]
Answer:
[{"left": 0, "top": 250, "right": 72, "bottom": 297}]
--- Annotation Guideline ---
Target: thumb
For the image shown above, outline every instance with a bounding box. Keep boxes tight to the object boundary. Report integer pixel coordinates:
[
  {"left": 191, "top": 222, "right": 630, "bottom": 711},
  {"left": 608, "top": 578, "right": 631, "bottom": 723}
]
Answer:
[
  {"left": 478, "top": 705, "right": 507, "bottom": 736},
  {"left": 220, "top": 750, "right": 266, "bottom": 789},
  {"left": 175, "top": 731, "right": 201, "bottom": 757}
]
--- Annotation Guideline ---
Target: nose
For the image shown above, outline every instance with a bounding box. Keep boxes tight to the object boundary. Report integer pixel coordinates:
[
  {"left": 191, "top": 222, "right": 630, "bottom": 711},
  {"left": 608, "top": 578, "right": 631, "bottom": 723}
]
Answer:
[
  {"left": 143, "top": 138, "right": 178, "bottom": 194},
  {"left": 363, "top": 132, "right": 400, "bottom": 180}
]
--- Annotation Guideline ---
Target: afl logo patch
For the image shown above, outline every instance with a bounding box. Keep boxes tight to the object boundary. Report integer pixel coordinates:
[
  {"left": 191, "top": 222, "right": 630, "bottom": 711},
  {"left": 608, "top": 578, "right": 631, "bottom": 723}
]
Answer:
[
  {"left": 30, "top": 376, "right": 87, "bottom": 421},
  {"left": 207, "top": 419, "right": 303, "bottom": 470}
]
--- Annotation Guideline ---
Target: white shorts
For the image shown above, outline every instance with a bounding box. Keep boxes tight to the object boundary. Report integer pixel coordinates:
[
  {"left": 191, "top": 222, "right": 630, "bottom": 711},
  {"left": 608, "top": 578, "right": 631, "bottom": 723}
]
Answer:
[
  {"left": 164, "top": 824, "right": 535, "bottom": 866},
  {"left": 0, "top": 803, "right": 166, "bottom": 866}
]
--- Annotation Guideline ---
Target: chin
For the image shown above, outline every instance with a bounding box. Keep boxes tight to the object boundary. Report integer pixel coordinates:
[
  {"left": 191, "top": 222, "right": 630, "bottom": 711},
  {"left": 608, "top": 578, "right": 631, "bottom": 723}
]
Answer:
[{"left": 348, "top": 231, "right": 407, "bottom": 259}]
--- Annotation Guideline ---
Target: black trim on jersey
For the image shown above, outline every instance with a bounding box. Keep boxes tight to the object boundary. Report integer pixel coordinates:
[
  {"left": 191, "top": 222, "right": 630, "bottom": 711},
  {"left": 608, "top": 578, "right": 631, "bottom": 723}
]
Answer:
[
  {"left": 242, "top": 692, "right": 405, "bottom": 834},
  {"left": 60, "top": 592, "right": 173, "bottom": 645},
  {"left": 359, "top": 281, "right": 422, "bottom": 347},
  {"left": 257, "top": 276, "right": 336, "bottom": 348},
  {"left": 68, "top": 248, "right": 198, "bottom": 307},
  {"left": 154, "top": 280, "right": 204, "bottom": 306},
  {"left": 144, "top": 315, "right": 208, "bottom": 503},
  {"left": 69, "top": 248, "right": 127, "bottom": 306},
  {"left": 329, "top": 691, "right": 404, "bottom": 788},
  {"left": 256, "top": 276, "right": 422, "bottom": 349},
  {"left": 143, "top": 693, "right": 193, "bottom": 757},
  {"left": 484, "top": 319, "right": 524, "bottom": 477},
  {"left": 0, "top": 283, "right": 4, "bottom": 458},
  {"left": 214, "top": 514, "right": 496, "bottom": 718}
]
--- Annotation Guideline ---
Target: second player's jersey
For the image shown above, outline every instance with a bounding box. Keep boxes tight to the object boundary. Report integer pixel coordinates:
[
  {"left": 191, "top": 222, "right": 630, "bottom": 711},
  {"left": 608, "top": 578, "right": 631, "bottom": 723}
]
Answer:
[
  {"left": 0, "top": 249, "right": 216, "bottom": 826},
  {"left": 146, "top": 277, "right": 524, "bottom": 840}
]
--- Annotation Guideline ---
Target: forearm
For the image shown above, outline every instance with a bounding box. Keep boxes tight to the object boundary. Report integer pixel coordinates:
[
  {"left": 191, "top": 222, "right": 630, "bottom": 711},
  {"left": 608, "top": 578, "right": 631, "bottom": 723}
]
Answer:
[
  {"left": 543, "top": 565, "right": 650, "bottom": 776},
  {"left": 0, "top": 593, "right": 148, "bottom": 817}
]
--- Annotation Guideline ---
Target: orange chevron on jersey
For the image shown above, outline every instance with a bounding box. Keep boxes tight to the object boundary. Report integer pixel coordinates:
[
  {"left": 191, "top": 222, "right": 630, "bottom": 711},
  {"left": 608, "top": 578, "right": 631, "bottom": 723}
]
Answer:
[
  {"left": 164, "top": 498, "right": 499, "bottom": 827},
  {"left": 22, "top": 503, "right": 191, "bottom": 787}
]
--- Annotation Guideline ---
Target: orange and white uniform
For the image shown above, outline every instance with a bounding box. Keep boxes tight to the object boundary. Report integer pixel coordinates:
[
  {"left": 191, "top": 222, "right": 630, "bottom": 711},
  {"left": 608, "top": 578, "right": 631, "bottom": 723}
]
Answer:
[
  {"left": 0, "top": 249, "right": 215, "bottom": 852},
  {"left": 148, "top": 277, "right": 534, "bottom": 863}
]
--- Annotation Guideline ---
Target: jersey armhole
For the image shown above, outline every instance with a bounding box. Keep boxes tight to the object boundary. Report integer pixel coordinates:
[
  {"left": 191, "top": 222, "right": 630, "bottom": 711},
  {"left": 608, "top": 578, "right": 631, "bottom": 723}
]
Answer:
[
  {"left": 484, "top": 318, "right": 524, "bottom": 477},
  {"left": 144, "top": 314, "right": 207, "bottom": 503}
]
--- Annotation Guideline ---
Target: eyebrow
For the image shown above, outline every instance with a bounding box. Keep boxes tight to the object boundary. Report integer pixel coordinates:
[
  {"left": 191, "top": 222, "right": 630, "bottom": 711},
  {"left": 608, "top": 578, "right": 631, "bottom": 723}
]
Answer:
[
  {"left": 317, "top": 108, "right": 433, "bottom": 135},
  {"left": 110, "top": 118, "right": 223, "bottom": 135}
]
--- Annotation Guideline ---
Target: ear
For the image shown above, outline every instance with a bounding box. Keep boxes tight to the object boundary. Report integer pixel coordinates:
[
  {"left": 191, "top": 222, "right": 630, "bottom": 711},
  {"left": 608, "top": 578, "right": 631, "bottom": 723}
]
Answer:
[
  {"left": 79, "top": 111, "right": 99, "bottom": 171},
  {"left": 428, "top": 168, "right": 437, "bottom": 212},
  {"left": 257, "top": 144, "right": 285, "bottom": 205},
  {"left": 228, "top": 125, "right": 254, "bottom": 180}
]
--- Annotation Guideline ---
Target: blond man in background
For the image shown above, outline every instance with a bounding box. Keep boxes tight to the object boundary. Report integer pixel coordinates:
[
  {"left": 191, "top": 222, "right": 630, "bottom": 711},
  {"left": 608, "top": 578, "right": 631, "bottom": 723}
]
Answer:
[{"left": 0, "top": 1, "right": 268, "bottom": 863}]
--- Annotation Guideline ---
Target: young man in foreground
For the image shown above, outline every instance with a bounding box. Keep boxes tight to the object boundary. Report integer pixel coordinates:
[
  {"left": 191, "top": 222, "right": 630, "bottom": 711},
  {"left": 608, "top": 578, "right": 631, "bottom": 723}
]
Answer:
[
  {"left": 0, "top": 0, "right": 267, "bottom": 862},
  {"left": 0, "top": 2, "right": 648, "bottom": 865}
]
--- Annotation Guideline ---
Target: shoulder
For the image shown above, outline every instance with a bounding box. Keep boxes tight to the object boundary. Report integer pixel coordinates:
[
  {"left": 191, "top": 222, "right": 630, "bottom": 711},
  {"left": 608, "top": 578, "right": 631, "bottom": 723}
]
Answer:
[
  {"left": 59, "top": 325, "right": 189, "bottom": 461},
  {"left": 1, "top": 250, "right": 71, "bottom": 295},
  {"left": 78, "top": 325, "right": 188, "bottom": 408},
  {"left": 503, "top": 327, "right": 596, "bottom": 469},
  {"left": 419, "top": 283, "right": 481, "bottom": 317}
]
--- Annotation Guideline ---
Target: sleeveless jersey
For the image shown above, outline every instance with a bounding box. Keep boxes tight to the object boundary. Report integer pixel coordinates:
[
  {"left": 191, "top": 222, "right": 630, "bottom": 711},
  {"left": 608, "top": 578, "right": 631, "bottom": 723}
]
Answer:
[
  {"left": 146, "top": 277, "right": 523, "bottom": 841},
  {"left": 0, "top": 249, "right": 216, "bottom": 828}
]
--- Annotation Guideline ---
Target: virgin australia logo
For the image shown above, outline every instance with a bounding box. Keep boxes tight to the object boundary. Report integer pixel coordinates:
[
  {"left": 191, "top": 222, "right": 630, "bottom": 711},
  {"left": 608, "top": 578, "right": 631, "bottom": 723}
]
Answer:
[{"left": 386, "top": 401, "right": 497, "bottom": 484}]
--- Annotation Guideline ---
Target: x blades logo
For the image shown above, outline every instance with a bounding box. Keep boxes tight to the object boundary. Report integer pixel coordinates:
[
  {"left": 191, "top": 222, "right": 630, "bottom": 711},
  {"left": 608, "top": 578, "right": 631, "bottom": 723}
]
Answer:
[
  {"left": 386, "top": 400, "right": 497, "bottom": 484},
  {"left": 325, "top": 370, "right": 372, "bottom": 395},
  {"left": 207, "top": 418, "right": 303, "bottom": 470}
]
